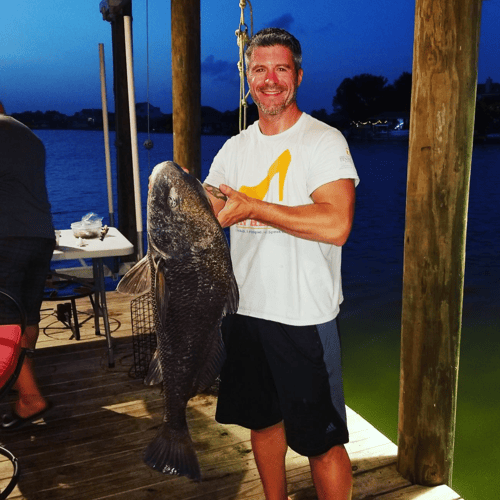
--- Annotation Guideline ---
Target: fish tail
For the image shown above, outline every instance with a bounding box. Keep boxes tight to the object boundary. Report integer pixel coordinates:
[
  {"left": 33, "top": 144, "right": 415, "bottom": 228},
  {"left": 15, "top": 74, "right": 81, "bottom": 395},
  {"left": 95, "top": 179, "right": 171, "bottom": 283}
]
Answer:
[{"left": 144, "top": 424, "right": 201, "bottom": 482}]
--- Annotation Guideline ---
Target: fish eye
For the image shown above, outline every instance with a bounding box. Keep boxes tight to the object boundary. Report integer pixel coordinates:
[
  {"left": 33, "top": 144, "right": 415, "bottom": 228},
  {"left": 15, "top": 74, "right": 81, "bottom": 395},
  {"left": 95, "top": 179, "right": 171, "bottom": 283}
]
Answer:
[{"left": 168, "top": 196, "right": 179, "bottom": 208}]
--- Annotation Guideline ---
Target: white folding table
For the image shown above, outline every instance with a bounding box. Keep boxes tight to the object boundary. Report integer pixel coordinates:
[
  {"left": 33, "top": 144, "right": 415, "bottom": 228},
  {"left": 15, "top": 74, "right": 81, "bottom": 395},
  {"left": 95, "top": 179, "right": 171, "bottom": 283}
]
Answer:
[{"left": 51, "top": 227, "right": 135, "bottom": 367}]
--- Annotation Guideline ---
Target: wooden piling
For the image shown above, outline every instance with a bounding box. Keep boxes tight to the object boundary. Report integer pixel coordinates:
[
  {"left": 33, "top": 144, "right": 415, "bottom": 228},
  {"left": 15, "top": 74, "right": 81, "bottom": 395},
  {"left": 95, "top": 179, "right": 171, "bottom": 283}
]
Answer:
[
  {"left": 108, "top": 1, "right": 138, "bottom": 253},
  {"left": 171, "top": 0, "right": 201, "bottom": 179},
  {"left": 397, "top": 0, "right": 482, "bottom": 486}
]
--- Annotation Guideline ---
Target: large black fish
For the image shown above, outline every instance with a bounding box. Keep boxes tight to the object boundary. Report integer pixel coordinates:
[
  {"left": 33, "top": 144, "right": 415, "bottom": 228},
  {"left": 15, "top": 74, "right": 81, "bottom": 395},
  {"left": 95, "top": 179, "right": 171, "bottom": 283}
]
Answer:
[{"left": 117, "top": 161, "right": 239, "bottom": 481}]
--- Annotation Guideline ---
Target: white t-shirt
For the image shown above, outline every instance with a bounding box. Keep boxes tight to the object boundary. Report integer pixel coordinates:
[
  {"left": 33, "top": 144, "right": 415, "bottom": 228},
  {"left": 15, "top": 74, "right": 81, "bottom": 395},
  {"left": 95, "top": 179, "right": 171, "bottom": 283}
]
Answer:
[{"left": 204, "top": 113, "right": 359, "bottom": 326}]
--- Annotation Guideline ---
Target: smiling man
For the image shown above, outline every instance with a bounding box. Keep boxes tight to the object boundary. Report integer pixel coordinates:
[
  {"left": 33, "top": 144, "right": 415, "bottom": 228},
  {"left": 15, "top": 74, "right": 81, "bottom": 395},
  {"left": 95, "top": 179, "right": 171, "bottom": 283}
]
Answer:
[
  {"left": 247, "top": 43, "right": 302, "bottom": 118},
  {"left": 203, "top": 28, "right": 359, "bottom": 500}
]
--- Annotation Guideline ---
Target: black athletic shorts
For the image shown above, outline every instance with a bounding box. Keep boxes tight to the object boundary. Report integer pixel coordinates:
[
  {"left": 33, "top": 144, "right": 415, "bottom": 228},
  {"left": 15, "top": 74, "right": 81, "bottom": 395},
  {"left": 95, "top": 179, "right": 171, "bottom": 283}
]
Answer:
[
  {"left": 215, "top": 314, "right": 349, "bottom": 457},
  {"left": 0, "top": 237, "right": 55, "bottom": 325}
]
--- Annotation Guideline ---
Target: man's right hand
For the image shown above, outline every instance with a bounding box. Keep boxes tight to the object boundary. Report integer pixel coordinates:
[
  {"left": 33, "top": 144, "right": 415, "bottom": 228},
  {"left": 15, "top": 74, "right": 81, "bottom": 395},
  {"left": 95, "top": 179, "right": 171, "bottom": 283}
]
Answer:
[{"left": 203, "top": 183, "right": 228, "bottom": 217}]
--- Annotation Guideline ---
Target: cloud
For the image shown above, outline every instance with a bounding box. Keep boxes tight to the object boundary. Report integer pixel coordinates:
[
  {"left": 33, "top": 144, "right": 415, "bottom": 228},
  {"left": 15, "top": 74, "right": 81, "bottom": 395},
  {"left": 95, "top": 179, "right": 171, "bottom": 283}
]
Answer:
[
  {"left": 201, "top": 55, "right": 239, "bottom": 87},
  {"left": 201, "top": 55, "right": 232, "bottom": 76},
  {"left": 267, "top": 13, "right": 294, "bottom": 31}
]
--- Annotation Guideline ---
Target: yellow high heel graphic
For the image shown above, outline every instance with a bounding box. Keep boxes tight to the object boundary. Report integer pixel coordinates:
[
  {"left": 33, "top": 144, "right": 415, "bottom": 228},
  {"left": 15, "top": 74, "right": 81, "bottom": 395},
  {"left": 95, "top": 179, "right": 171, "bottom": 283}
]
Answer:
[{"left": 240, "top": 149, "right": 291, "bottom": 201}]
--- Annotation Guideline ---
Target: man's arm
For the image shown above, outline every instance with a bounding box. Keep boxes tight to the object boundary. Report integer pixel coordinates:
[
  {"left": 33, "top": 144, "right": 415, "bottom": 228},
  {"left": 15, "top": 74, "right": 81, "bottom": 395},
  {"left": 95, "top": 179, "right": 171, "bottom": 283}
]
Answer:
[
  {"left": 216, "top": 178, "right": 356, "bottom": 246},
  {"left": 202, "top": 183, "right": 227, "bottom": 216}
]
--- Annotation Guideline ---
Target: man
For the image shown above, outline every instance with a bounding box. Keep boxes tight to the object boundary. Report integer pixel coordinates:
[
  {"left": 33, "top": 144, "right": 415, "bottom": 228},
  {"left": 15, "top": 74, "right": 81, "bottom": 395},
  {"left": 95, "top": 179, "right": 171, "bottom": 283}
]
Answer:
[
  {"left": 0, "top": 101, "right": 54, "bottom": 429},
  {"left": 204, "top": 29, "right": 359, "bottom": 500}
]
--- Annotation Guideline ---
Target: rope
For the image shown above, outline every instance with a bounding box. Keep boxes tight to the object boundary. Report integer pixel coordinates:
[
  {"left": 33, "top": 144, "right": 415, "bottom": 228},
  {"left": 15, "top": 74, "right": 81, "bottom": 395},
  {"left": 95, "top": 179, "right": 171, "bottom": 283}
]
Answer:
[
  {"left": 235, "top": 0, "right": 253, "bottom": 132},
  {"left": 143, "top": 0, "right": 154, "bottom": 166}
]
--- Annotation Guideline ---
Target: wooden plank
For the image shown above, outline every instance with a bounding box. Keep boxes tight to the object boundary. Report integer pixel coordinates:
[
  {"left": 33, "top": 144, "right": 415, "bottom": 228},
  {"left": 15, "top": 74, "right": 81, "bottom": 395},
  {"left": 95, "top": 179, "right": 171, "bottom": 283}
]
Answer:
[
  {"left": 0, "top": 293, "right": 464, "bottom": 500},
  {"left": 375, "top": 484, "right": 463, "bottom": 500}
]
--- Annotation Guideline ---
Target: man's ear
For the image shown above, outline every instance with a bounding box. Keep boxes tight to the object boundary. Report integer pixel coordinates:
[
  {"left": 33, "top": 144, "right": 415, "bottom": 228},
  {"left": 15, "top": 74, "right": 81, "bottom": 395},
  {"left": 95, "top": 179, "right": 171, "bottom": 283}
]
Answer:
[{"left": 297, "top": 68, "right": 304, "bottom": 87}]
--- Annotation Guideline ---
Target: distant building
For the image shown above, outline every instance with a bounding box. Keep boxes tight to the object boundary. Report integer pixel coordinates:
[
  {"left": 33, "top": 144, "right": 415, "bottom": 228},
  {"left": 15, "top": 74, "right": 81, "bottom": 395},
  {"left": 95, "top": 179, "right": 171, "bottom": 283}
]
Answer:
[
  {"left": 477, "top": 77, "right": 500, "bottom": 98},
  {"left": 476, "top": 78, "right": 500, "bottom": 137},
  {"left": 72, "top": 109, "right": 102, "bottom": 128},
  {"left": 136, "top": 102, "right": 164, "bottom": 119},
  {"left": 369, "top": 111, "right": 410, "bottom": 131}
]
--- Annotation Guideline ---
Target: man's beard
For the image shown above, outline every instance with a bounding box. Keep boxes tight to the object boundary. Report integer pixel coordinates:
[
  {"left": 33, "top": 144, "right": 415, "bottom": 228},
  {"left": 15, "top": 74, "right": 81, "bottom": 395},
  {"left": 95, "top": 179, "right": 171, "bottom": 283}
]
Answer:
[{"left": 251, "top": 84, "right": 298, "bottom": 116}]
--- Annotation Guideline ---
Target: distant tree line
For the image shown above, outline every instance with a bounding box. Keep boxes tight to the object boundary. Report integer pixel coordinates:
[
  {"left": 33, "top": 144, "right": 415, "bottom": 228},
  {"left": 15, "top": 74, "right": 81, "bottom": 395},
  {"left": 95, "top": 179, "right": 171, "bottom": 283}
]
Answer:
[
  {"left": 11, "top": 107, "right": 248, "bottom": 136},
  {"left": 333, "top": 72, "right": 412, "bottom": 122},
  {"left": 11, "top": 72, "right": 500, "bottom": 138},
  {"left": 316, "top": 71, "right": 499, "bottom": 136}
]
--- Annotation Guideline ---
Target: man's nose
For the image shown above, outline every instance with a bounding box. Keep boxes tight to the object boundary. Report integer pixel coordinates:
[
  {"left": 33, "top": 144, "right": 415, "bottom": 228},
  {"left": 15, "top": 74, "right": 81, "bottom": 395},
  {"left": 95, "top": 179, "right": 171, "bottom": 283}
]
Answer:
[{"left": 265, "top": 71, "right": 279, "bottom": 84}]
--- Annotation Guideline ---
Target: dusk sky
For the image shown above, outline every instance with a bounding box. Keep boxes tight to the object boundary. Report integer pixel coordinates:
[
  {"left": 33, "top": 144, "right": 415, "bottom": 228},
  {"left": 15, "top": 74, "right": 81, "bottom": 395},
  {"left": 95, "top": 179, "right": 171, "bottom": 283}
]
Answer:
[{"left": 2, "top": 0, "right": 499, "bottom": 116}]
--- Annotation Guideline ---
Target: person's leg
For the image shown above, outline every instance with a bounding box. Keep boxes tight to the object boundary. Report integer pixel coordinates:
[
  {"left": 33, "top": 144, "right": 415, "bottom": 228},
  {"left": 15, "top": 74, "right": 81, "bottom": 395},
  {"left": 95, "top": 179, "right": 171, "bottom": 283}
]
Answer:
[
  {"left": 251, "top": 421, "right": 289, "bottom": 500},
  {"left": 216, "top": 315, "right": 283, "bottom": 429},
  {"left": 309, "top": 444, "right": 353, "bottom": 500},
  {"left": 261, "top": 319, "right": 350, "bottom": 500},
  {"left": 13, "top": 324, "right": 49, "bottom": 418},
  {"left": 216, "top": 316, "right": 289, "bottom": 498},
  {"left": 1, "top": 238, "right": 55, "bottom": 420}
]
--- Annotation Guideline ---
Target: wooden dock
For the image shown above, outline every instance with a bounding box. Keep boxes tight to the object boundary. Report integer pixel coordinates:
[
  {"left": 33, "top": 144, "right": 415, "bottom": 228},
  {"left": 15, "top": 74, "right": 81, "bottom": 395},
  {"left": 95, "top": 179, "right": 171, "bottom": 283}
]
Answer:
[{"left": 0, "top": 292, "right": 463, "bottom": 499}]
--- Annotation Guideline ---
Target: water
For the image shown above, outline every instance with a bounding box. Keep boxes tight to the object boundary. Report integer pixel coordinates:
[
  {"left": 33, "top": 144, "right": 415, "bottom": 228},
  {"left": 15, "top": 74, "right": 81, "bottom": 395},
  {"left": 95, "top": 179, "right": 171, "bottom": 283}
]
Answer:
[
  {"left": 339, "top": 140, "right": 500, "bottom": 499},
  {"left": 38, "top": 129, "right": 499, "bottom": 499}
]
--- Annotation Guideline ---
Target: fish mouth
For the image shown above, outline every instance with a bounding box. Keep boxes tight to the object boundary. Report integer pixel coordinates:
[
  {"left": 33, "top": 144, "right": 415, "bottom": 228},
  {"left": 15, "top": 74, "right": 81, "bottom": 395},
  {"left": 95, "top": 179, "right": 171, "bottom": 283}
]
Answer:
[
  {"left": 151, "top": 161, "right": 183, "bottom": 176},
  {"left": 149, "top": 163, "right": 165, "bottom": 184},
  {"left": 149, "top": 162, "right": 183, "bottom": 189}
]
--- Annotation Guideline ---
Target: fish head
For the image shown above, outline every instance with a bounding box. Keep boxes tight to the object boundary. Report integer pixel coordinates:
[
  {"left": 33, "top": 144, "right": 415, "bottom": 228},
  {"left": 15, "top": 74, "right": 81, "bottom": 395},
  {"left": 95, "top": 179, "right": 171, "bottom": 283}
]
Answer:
[{"left": 147, "top": 161, "right": 219, "bottom": 258}]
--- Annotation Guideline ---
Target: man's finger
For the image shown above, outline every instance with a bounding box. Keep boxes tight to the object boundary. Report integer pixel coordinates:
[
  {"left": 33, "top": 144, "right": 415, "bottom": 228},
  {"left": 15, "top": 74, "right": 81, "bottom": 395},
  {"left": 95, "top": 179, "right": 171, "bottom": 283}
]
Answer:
[{"left": 219, "top": 184, "right": 232, "bottom": 196}]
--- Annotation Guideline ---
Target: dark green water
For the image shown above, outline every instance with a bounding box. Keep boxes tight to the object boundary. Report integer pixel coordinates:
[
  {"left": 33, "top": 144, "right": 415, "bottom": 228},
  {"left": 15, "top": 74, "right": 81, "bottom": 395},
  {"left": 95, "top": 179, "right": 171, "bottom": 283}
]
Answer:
[
  {"left": 338, "top": 142, "right": 500, "bottom": 500},
  {"left": 341, "top": 305, "right": 500, "bottom": 500}
]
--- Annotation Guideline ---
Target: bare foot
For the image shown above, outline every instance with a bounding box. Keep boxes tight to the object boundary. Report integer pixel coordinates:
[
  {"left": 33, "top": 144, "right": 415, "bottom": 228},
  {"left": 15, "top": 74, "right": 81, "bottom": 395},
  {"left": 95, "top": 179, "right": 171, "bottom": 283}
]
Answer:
[{"left": 14, "top": 396, "right": 48, "bottom": 419}]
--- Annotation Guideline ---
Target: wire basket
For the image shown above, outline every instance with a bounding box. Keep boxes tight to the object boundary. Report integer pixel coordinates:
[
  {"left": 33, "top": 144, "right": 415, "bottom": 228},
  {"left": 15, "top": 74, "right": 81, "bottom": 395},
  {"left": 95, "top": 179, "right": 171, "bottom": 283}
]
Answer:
[{"left": 130, "top": 293, "right": 156, "bottom": 380}]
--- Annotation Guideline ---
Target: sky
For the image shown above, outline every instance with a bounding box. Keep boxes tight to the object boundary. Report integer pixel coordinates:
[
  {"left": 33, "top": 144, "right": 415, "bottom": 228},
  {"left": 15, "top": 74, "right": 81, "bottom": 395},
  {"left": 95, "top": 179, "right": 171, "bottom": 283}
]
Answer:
[{"left": 1, "top": 0, "right": 499, "bottom": 116}]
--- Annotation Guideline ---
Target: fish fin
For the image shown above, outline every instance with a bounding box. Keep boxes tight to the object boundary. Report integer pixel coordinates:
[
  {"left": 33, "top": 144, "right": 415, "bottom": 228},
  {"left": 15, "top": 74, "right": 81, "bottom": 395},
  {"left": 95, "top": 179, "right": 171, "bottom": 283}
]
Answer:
[
  {"left": 195, "top": 332, "right": 226, "bottom": 393},
  {"left": 144, "top": 348, "right": 163, "bottom": 385},
  {"left": 154, "top": 261, "right": 170, "bottom": 329},
  {"left": 223, "top": 272, "right": 239, "bottom": 316},
  {"left": 144, "top": 423, "right": 201, "bottom": 482},
  {"left": 116, "top": 256, "right": 151, "bottom": 295}
]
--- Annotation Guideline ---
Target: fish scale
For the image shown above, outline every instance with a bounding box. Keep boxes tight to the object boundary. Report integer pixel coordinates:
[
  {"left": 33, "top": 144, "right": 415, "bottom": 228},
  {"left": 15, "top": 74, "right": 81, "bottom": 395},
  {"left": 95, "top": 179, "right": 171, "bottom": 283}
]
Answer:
[{"left": 117, "top": 161, "right": 239, "bottom": 481}]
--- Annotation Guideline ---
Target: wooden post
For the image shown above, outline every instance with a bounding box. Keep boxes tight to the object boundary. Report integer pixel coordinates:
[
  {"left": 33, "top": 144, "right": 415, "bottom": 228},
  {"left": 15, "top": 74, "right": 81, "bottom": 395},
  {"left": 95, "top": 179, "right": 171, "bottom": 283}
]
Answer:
[
  {"left": 397, "top": 0, "right": 482, "bottom": 486},
  {"left": 100, "top": 0, "right": 137, "bottom": 253},
  {"left": 124, "top": 15, "right": 144, "bottom": 260},
  {"left": 111, "top": 3, "right": 138, "bottom": 253},
  {"left": 98, "top": 43, "right": 115, "bottom": 228},
  {"left": 171, "top": 0, "right": 201, "bottom": 179}
]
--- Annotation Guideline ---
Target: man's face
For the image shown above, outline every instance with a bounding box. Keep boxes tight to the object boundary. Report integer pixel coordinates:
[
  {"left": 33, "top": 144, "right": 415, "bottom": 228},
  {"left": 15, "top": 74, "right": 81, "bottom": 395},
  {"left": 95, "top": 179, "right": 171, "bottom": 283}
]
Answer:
[{"left": 246, "top": 45, "right": 303, "bottom": 116}]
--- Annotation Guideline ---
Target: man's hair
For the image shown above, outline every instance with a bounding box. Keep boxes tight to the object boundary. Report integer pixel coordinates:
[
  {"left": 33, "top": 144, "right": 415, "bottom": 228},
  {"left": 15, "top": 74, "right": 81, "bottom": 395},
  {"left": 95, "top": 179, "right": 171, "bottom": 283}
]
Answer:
[
  {"left": 245, "top": 28, "right": 302, "bottom": 72},
  {"left": 0, "top": 101, "right": 5, "bottom": 115}
]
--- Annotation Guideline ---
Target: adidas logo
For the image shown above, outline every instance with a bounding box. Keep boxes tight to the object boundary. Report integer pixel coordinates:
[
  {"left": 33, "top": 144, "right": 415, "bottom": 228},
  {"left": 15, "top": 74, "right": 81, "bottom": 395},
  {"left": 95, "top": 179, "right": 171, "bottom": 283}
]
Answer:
[{"left": 326, "top": 422, "right": 336, "bottom": 433}]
